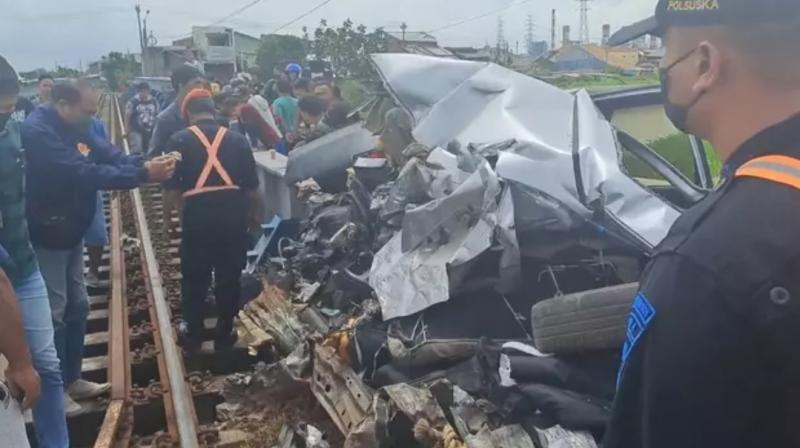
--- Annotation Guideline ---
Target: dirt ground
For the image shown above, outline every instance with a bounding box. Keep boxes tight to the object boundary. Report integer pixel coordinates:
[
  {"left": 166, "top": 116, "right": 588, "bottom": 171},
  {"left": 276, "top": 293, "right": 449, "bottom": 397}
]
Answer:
[{"left": 219, "top": 388, "right": 344, "bottom": 448}]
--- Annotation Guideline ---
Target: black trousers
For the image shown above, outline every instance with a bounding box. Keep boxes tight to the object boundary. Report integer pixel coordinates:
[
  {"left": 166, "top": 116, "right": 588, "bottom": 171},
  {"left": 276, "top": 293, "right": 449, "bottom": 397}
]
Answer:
[{"left": 180, "top": 194, "right": 248, "bottom": 340}]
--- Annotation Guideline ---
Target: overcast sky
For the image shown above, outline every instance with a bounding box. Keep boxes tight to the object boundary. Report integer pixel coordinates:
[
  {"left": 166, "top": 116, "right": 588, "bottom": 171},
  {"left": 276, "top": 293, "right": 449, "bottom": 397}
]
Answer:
[{"left": 2, "top": 0, "right": 655, "bottom": 71}]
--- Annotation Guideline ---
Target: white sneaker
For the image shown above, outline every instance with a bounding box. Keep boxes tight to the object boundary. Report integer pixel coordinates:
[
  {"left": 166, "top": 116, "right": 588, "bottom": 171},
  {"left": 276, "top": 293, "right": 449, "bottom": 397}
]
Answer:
[
  {"left": 67, "top": 379, "right": 111, "bottom": 400},
  {"left": 64, "top": 393, "right": 82, "bottom": 417}
]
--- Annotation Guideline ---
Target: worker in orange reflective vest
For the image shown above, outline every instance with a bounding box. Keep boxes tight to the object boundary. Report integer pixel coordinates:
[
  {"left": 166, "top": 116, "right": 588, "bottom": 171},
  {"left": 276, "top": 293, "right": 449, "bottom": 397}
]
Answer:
[{"left": 164, "top": 88, "right": 262, "bottom": 353}]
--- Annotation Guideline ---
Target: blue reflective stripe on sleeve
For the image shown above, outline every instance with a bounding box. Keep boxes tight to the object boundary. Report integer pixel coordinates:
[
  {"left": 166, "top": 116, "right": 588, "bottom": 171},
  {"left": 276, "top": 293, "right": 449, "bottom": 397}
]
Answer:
[{"left": 617, "top": 292, "right": 657, "bottom": 387}]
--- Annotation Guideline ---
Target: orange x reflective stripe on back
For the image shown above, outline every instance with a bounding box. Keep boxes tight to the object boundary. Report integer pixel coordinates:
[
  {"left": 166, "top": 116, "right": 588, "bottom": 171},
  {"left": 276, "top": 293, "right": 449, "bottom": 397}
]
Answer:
[
  {"left": 183, "top": 126, "right": 241, "bottom": 198},
  {"left": 735, "top": 155, "right": 800, "bottom": 191}
]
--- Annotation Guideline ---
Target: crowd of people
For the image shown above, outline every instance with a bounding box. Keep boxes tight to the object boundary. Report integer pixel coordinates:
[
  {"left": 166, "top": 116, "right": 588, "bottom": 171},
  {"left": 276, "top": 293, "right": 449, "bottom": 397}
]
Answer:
[
  {"left": 0, "top": 56, "right": 310, "bottom": 446},
  {"left": 210, "top": 63, "right": 353, "bottom": 155}
]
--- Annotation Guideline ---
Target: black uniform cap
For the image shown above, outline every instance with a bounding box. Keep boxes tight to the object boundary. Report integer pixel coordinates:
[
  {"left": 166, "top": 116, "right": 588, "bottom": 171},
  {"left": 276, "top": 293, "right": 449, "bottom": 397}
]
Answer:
[{"left": 609, "top": 0, "right": 800, "bottom": 46}]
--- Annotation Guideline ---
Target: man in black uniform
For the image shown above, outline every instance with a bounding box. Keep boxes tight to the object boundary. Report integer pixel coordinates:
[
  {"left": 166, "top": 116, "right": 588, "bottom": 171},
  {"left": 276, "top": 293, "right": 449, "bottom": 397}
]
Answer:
[
  {"left": 606, "top": 1, "right": 800, "bottom": 447},
  {"left": 149, "top": 65, "right": 207, "bottom": 237},
  {"left": 165, "top": 88, "right": 261, "bottom": 352}
]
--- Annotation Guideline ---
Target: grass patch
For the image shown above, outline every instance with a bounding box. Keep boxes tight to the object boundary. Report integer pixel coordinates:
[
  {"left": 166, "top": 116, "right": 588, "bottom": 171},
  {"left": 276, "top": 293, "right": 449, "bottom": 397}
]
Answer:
[
  {"left": 548, "top": 74, "right": 659, "bottom": 91},
  {"left": 623, "top": 134, "right": 696, "bottom": 181},
  {"left": 622, "top": 134, "right": 723, "bottom": 183}
]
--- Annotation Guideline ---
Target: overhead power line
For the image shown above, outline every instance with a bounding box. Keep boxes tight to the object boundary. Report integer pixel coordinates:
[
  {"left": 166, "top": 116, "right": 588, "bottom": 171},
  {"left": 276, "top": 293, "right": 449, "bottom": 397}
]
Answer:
[
  {"left": 427, "top": 0, "right": 534, "bottom": 33},
  {"left": 165, "top": 0, "right": 265, "bottom": 40},
  {"left": 210, "top": 0, "right": 264, "bottom": 27},
  {"left": 268, "top": 0, "right": 337, "bottom": 35}
]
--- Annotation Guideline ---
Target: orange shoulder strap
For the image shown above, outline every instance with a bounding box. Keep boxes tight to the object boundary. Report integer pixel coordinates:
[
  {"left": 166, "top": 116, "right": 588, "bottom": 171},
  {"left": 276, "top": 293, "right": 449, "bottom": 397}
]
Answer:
[
  {"left": 187, "top": 126, "right": 234, "bottom": 190},
  {"left": 735, "top": 155, "right": 800, "bottom": 191}
]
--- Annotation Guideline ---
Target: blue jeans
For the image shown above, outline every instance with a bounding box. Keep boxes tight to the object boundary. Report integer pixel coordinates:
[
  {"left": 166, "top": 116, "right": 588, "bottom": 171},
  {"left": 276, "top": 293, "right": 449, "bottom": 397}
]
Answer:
[
  {"left": 15, "top": 270, "right": 69, "bottom": 447},
  {"left": 84, "top": 193, "right": 109, "bottom": 247},
  {"left": 34, "top": 244, "right": 89, "bottom": 387}
]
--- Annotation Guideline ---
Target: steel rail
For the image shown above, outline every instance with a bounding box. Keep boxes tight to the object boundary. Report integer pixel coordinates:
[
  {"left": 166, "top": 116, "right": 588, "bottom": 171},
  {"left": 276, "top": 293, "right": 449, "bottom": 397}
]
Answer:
[
  {"left": 112, "top": 93, "right": 202, "bottom": 447},
  {"left": 90, "top": 92, "right": 201, "bottom": 447},
  {"left": 94, "top": 94, "right": 132, "bottom": 448}
]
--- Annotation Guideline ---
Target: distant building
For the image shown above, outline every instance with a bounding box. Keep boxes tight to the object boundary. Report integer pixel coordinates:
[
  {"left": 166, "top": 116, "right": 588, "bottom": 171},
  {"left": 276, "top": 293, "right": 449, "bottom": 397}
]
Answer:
[
  {"left": 385, "top": 31, "right": 456, "bottom": 58},
  {"left": 87, "top": 60, "right": 103, "bottom": 75},
  {"left": 583, "top": 45, "right": 641, "bottom": 70},
  {"left": 630, "top": 35, "right": 650, "bottom": 50},
  {"left": 446, "top": 46, "right": 492, "bottom": 62},
  {"left": 509, "top": 53, "right": 544, "bottom": 74},
  {"left": 637, "top": 46, "right": 665, "bottom": 73},
  {"left": 550, "top": 44, "right": 642, "bottom": 73},
  {"left": 172, "top": 26, "right": 260, "bottom": 82},
  {"left": 649, "top": 35, "right": 662, "bottom": 49},
  {"left": 141, "top": 46, "right": 197, "bottom": 78},
  {"left": 602, "top": 24, "right": 612, "bottom": 46},
  {"left": 527, "top": 40, "right": 549, "bottom": 58}
]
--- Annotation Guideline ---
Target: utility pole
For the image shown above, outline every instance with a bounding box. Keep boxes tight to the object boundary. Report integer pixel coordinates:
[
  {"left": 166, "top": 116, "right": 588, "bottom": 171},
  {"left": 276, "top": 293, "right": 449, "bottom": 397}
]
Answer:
[
  {"left": 230, "top": 28, "right": 238, "bottom": 72},
  {"left": 400, "top": 22, "right": 408, "bottom": 41},
  {"left": 135, "top": 5, "right": 144, "bottom": 50},
  {"left": 135, "top": 5, "right": 147, "bottom": 75}
]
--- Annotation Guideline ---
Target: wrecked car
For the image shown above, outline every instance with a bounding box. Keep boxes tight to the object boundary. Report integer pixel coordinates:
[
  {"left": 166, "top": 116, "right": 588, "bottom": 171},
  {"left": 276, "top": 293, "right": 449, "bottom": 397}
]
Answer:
[{"left": 235, "top": 54, "right": 717, "bottom": 447}]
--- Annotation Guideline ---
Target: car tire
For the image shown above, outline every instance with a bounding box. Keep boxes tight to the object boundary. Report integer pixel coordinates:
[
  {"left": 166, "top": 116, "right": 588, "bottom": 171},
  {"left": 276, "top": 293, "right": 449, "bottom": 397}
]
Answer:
[{"left": 531, "top": 283, "right": 639, "bottom": 354}]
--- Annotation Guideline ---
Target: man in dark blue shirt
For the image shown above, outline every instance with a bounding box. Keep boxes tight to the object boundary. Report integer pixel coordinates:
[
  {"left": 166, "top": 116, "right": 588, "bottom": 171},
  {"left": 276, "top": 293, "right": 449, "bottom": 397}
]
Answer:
[
  {"left": 148, "top": 65, "right": 207, "bottom": 237},
  {"left": 22, "top": 80, "right": 175, "bottom": 410}
]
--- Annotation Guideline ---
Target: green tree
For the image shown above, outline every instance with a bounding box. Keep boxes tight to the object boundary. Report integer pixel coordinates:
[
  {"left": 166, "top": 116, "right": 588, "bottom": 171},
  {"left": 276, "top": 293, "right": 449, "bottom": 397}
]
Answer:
[
  {"left": 101, "top": 52, "right": 140, "bottom": 90},
  {"left": 257, "top": 34, "right": 308, "bottom": 80},
  {"left": 310, "top": 19, "right": 386, "bottom": 81}
]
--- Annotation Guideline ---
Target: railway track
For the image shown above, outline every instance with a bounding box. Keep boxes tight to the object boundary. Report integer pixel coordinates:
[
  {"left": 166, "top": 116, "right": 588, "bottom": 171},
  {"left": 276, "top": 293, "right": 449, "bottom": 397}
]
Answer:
[{"left": 36, "top": 94, "right": 258, "bottom": 448}]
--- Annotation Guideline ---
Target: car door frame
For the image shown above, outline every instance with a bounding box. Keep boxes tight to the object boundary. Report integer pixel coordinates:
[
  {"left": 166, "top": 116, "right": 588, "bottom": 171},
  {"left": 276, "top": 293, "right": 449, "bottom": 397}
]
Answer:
[{"left": 591, "top": 85, "right": 715, "bottom": 191}]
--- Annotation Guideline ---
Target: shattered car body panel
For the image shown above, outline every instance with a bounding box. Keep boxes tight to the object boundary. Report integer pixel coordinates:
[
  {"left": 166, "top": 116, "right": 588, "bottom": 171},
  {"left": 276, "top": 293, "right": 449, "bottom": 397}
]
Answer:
[
  {"left": 371, "top": 53, "right": 680, "bottom": 251},
  {"left": 369, "top": 158, "right": 514, "bottom": 320},
  {"left": 311, "top": 344, "right": 374, "bottom": 436},
  {"left": 285, "top": 123, "right": 379, "bottom": 191}
]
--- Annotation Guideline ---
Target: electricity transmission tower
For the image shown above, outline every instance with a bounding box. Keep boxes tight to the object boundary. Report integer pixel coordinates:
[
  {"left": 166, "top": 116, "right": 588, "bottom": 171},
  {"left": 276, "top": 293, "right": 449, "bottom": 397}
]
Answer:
[
  {"left": 525, "top": 15, "right": 535, "bottom": 55},
  {"left": 578, "top": 0, "right": 590, "bottom": 43},
  {"left": 496, "top": 16, "right": 506, "bottom": 51}
]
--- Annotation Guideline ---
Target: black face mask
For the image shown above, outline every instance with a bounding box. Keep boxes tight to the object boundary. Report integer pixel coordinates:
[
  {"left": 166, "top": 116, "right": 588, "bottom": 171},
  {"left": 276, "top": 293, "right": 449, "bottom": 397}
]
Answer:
[
  {"left": 660, "top": 48, "right": 705, "bottom": 133},
  {"left": 0, "top": 112, "right": 11, "bottom": 131}
]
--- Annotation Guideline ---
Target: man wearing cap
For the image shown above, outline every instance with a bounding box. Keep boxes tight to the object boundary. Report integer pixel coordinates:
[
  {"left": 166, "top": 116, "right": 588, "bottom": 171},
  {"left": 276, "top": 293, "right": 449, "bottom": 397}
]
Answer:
[
  {"left": 606, "top": 1, "right": 800, "bottom": 447},
  {"left": 164, "top": 88, "right": 261, "bottom": 353}
]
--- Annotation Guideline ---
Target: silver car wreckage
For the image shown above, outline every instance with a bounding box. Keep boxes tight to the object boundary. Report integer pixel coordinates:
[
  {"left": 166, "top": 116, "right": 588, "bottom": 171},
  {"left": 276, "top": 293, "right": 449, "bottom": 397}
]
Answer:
[{"left": 232, "top": 54, "right": 702, "bottom": 448}]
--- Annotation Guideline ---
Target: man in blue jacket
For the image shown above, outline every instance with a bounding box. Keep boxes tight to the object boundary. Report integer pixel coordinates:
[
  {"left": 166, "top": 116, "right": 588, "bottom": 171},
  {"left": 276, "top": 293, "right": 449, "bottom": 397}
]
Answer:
[{"left": 22, "top": 80, "right": 175, "bottom": 412}]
